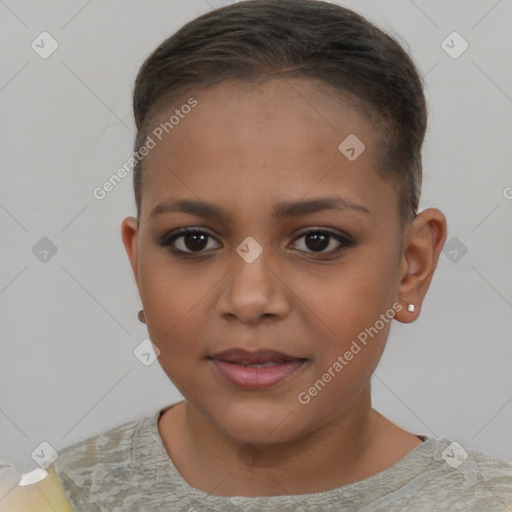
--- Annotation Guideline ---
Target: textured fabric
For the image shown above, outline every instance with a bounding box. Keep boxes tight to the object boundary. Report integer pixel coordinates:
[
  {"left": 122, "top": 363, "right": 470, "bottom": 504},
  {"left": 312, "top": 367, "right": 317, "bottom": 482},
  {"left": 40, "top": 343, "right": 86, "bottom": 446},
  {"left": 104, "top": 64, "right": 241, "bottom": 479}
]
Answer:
[{"left": 52, "top": 402, "right": 512, "bottom": 511}]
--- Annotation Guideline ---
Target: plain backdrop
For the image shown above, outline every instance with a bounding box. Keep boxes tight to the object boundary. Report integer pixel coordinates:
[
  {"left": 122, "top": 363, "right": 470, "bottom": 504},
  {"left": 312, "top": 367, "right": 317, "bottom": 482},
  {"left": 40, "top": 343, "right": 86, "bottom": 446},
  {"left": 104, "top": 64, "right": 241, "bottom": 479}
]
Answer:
[{"left": 1, "top": 0, "right": 511, "bottom": 473}]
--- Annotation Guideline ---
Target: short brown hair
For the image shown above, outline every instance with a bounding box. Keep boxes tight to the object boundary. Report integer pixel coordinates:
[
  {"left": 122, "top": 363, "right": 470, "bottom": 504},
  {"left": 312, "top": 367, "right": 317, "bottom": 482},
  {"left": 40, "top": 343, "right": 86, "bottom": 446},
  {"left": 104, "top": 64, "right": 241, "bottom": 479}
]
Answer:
[{"left": 132, "top": 0, "right": 426, "bottom": 224}]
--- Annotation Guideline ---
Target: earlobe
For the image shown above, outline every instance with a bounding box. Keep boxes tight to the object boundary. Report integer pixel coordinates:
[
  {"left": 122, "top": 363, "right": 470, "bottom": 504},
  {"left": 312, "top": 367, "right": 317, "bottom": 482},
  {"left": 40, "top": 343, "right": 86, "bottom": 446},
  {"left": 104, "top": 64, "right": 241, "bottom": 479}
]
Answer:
[
  {"left": 121, "top": 216, "right": 140, "bottom": 290},
  {"left": 395, "top": 208, "right": 448, "bottom": 324}
]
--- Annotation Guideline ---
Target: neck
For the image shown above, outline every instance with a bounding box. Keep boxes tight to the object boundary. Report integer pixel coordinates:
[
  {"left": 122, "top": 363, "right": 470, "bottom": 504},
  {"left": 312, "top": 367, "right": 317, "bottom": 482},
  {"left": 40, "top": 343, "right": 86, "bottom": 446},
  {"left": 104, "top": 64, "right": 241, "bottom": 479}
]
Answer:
[{"left": 164, "top": 385, "right": 388, "bottom": 497}]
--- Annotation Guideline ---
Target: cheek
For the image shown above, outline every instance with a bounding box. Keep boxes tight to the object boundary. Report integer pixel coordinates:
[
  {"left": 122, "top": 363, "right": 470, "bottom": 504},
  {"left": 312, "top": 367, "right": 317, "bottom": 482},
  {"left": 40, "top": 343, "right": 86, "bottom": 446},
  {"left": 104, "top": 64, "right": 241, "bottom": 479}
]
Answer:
[
  {"left": 298, "top": 313, "right": 391, "bottom": 422},
  {"left": 137, "top": 254, "right": 213, "bottom": 357},
  {"left": 143, "top": 293, "right": 209, "bottom": 395},
  {"left": 298, "top": 255, "right": 396, "bottom": 387},
  {"left": 303, "top": 260, "right": 394, "bottom": 339},
  {"left": 138, "top": 245, "right": 217, "bottom": 323}
]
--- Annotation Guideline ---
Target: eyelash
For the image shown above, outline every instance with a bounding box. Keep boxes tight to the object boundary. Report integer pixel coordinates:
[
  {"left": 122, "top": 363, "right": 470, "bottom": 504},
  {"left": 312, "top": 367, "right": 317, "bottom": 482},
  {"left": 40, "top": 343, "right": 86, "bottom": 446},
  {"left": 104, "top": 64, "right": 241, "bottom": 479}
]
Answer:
[{"left": 158, "top": 228, "right": 356, "bottom": 259}]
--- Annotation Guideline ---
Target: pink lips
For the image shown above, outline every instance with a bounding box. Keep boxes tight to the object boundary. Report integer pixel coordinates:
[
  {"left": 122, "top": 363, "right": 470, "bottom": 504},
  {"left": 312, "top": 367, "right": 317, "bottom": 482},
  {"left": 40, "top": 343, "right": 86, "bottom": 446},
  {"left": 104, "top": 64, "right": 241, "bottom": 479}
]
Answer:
[{"left": 208, "top": 348, "right": 307, "bottom": 390}]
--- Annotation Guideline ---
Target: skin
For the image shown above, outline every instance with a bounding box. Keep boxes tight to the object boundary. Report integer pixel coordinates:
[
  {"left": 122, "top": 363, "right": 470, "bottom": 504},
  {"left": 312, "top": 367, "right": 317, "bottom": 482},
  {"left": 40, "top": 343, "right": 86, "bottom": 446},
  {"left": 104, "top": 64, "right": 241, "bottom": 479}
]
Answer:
[{"left": 121, "top": 77, "right": 447, "bottom": 497}]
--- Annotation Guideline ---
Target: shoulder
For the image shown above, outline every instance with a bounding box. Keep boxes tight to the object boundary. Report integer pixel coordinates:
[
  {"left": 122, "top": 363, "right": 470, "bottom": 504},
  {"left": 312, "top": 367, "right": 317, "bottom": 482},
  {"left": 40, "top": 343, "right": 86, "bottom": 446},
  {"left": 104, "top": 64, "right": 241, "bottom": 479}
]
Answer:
[
  {"left": 404, "top": 438, "right": 512, "bottom": 510},
  {"left": 50, "top": 410, "right": 164, "bottom": 508},
  {"left": 52, "top": 413, "right": 145, "bottom": 487},
  {"left": 55, "top": 414, "right": 142, "bottom": 471}
]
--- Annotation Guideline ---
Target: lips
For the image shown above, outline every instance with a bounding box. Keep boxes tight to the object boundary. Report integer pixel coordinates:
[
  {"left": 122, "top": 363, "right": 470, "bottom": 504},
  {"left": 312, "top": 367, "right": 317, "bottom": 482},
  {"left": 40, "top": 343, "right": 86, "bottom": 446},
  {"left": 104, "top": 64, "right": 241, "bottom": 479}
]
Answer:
[
  {"left": 209, "top": 348, "right": 303, "bottom": 365},
  {"left": 208, "top": 348, "right": 308, "bottom": 389}
]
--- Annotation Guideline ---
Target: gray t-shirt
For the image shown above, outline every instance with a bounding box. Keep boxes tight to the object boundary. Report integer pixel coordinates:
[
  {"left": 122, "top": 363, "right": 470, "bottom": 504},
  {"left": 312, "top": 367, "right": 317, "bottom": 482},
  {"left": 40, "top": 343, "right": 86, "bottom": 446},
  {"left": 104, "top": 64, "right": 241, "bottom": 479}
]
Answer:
[{"left": 53, "top": 403, "right": 512, "bottom": 511}]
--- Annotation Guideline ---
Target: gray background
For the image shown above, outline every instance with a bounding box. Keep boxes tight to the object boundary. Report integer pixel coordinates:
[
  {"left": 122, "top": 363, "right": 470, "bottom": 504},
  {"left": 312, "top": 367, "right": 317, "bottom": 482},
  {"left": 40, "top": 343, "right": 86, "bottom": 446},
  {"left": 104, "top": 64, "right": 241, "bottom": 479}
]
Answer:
[{"left": 1, "top": 0, "right": 511, "bottom": 473}]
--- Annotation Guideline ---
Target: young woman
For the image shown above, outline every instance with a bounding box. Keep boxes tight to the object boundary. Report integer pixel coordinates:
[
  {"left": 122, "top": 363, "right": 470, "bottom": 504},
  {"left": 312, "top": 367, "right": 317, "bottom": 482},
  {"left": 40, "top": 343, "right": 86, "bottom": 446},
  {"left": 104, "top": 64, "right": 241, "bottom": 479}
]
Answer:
[{"left": 3, "top": 1, "right": 511, "bottom": 510}]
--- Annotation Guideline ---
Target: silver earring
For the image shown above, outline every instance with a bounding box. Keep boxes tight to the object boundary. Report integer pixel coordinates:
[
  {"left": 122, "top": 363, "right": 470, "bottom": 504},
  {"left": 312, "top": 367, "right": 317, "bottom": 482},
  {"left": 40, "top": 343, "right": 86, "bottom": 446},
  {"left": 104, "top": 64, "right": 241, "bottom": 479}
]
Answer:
[
  {"left": 137, "top": 309, "right": 146, "bottom": 323},
  {"left": 407, "top": 304, "right": 415, "bottom": 313}
]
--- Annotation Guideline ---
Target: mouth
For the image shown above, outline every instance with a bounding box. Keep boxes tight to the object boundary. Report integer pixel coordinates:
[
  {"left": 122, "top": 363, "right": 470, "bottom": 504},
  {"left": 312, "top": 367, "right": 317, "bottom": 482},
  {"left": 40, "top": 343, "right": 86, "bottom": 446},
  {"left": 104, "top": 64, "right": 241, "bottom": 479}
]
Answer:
[{"left": 207, "top": 348, "right": 309, "bottom": 390}]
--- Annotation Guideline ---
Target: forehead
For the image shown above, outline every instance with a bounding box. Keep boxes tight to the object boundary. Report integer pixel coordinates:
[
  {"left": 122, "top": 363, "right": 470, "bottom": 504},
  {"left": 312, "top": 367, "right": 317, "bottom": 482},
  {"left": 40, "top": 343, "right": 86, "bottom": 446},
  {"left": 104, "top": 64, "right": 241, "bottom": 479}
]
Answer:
[
  {"left": 150, "top": 77, "right": 372, "bottom": 155},
  {"left": 140, "top": 78, "right": 399, "bottom": 226}
]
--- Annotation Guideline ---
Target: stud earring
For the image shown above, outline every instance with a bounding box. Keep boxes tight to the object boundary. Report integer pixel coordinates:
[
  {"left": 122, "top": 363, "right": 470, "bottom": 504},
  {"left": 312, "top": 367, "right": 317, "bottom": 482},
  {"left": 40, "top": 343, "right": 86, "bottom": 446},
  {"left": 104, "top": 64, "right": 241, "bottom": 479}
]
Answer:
[
  {"left": 407, "top": 304, "right": 416, "bottom": 313},
  {"left": 137, "top": 309, "right": 146, "bottom": 323}
]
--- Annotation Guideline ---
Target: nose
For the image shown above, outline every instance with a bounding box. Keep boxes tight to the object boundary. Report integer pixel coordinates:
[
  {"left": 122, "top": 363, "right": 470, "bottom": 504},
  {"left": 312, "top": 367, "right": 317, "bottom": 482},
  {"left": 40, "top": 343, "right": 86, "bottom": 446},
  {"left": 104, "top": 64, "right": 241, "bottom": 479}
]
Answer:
[{"left": 216, "top": 246, "right": 291, "bottom": 326}]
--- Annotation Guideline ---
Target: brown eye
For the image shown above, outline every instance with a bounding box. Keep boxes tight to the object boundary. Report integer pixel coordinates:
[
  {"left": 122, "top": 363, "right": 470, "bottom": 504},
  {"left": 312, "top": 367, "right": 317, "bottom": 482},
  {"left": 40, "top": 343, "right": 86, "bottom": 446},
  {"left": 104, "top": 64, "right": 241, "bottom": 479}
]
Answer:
[
  {"left": 291, "top": 229, "right": 355, "bottom": 256},
  {"left": 303, "top": 232, "right": 330, "bottom": 252},
  {"left": 159, "top": 229, "right": 220, "bottom": 254}
]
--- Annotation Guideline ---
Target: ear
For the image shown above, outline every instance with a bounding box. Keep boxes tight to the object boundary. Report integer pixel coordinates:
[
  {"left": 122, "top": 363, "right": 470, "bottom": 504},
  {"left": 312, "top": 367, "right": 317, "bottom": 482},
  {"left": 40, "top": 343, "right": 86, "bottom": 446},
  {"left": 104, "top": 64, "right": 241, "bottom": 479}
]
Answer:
[
  {"left": 394, "top": 208, "right": 447, "bottom": 323},
  {"left": 121, "top": 216, "right": 140, "bottom": 291}
]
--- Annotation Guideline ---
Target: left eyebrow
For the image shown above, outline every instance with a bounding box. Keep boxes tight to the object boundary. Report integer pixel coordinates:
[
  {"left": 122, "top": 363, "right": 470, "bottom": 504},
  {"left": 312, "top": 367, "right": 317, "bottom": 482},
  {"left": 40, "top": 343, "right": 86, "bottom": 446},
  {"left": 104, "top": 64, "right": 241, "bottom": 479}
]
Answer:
[{"left": 149, "top": 196, "right": 371, "bottom": 223}]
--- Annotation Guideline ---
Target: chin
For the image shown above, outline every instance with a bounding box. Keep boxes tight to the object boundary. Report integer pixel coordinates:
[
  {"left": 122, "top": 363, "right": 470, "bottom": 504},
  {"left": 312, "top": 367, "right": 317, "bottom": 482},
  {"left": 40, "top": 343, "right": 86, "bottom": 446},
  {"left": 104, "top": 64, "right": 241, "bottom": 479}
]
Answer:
[{"left": 210, "top": 399, "right": 307, "bottom": 446}]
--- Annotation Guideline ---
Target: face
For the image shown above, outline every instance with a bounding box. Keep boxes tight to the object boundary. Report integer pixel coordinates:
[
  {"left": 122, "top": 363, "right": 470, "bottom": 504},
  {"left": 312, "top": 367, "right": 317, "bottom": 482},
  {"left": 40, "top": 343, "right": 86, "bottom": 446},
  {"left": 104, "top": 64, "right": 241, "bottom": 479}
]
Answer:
[{"left": 122, "top": 78, "right": 407, "bottom": 445}]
